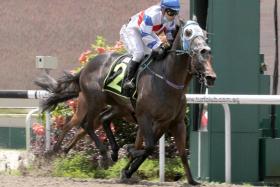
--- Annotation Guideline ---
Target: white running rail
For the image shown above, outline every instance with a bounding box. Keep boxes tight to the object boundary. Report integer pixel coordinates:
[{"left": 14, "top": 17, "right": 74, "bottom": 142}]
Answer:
[{"left": 159, "top": 94, "right": 280, "bottom": 183}]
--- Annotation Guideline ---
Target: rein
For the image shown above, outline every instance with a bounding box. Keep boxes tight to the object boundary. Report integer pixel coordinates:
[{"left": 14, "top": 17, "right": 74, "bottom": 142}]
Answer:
[
  {"left": 141, "top": 58, "right": 185, "bottom": 90},
  {"left": 139, "top": 21, "right": 209, "bottom": 90},
  {"left": 140, "top": 49, "right": 194, "bottom": 91},
  {"left": 167, "top": 49, "right": 190, "bottom": 55},
  {"left": 167, "top": 49, "right": 208, "bottom": 86}
]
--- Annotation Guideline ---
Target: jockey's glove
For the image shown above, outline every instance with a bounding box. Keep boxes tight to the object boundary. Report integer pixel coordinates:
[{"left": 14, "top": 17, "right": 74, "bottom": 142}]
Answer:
[
  {"left": 162, "top": 41, "right": 171, "bottom": 50},
  {"left": 152, "top": 43, "right": 169, "bottom": 60}
]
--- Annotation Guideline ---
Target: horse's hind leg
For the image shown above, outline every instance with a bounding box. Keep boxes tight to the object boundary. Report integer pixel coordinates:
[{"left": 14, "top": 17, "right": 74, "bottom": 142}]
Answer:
[
  {"left": 53, "top": 112, "right": 84, "bottom": 152},
  {"left": 101, "top": 119, "right": 119, "bottom": 162},
  {"left": 53, "top": 93, "right": 87, "bottom": 152},
  {"left": 170, "top": 121, "right": 199, "bottom": 185},
  {"left": 63, "top": 128, "right": 87, "bottom": 154},
  {"left": 84, "top": 106, "right": 110, "bottom": 167},
  {"left": 85, "top": 120, "right": 107, "bottom": 156},
  {"left": 99, "top": 107, "right": 121, "bottom": 162},
  {"left": 53, "top": 118, "right": 73, "bottom": 152}
]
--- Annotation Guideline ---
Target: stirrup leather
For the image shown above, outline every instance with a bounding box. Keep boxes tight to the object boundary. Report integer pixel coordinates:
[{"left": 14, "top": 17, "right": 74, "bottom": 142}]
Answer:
[{"left": 123, "top": 78, "right": 135, "bottom": 89}]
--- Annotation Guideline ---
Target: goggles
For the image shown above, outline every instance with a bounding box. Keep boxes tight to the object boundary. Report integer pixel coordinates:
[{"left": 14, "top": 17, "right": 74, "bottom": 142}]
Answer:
[{"left": 165, "top": 9, "right": 178, "bottom": 16}]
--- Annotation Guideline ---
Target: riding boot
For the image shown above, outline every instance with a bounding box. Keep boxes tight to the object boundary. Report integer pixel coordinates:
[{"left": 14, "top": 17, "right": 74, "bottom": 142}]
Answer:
[{"left": 123, "top": 60, "right": 140, "bottom": 89}]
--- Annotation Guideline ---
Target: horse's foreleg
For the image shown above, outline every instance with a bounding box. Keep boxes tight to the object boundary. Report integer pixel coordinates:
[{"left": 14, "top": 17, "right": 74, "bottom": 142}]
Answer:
[
  {"left": 122, "top": 116, "right": 155, "bottom": 179},
  {"left": 170, "top": 121, "right": 199, "bottom": 185},
  {"left": 121, "top": 128, "right": 144, "bottom": 180},
  {"left": 63, "top": 128, "right": 87, "bottom": 154},
  {"left": 126, "top": 127, "right": 144, "bottom": 158}
]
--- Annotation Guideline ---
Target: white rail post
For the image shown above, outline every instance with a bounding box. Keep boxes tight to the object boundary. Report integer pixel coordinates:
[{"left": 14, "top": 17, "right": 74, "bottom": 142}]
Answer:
[
  {"left": 198, "top": 88, "right": 209, "bottom": 179},
  {"left": 159, "top": 94, "right": 280, "bottom": 183},
  {"left": 45, "top": 110, "right": 51, "bottom": 151},
  {"left": 25, "top": 108, "right": 39, "bottom": 151},
  {"left": 223, "top": 104, "right": 231, "bottom": 183},
  {"left": 198, "top": 130, "right": 201, "bottom": 179},
  {"left": 159, "top": 134, "right": 165, "bottom": 182}
]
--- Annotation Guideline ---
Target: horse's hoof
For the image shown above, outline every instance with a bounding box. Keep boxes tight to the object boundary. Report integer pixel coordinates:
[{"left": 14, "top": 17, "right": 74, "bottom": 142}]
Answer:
[
  {"left": 111, "top": 152, "right": 118, "bottom": 162},
  {"left": 43, "top": 150, "right": 55, "bottom": 157},
  {"left": 98, "top": 158, "right": 110, "bottom": 169},
  {"left": 62, "top": 148, "right": 70, "bottom": 155},
  {"left": 127, "top": 149, "right": 136, "bottom": 157},
  {"left": 125, "top": 144, "right": 134, "bottom": 150},
  {"left": 52, "top": 145, "right": 61, "bottom": 152},
  {"left": 120, "top": 169, "right": 131, "bottom": 180},
  {"left": 189, "top": 180, "right": 200, "bottom": 186},
  {"left": 174, "top": 173, "right": 182, "bottom": 181},
  {"left": 129, "top": 150, "right": 145, "bottom": 158}
]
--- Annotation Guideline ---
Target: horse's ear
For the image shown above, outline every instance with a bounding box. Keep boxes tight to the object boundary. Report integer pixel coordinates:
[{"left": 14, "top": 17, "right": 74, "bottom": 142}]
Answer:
[
  {"left": 192, "top": 15, "right": 198, "bottom": 22},
  {"left": 203, "top": 30, "right": 208, "bottom": 39},
  {"left": 178, "top": 18, "right": 185, "bottom": 27}
]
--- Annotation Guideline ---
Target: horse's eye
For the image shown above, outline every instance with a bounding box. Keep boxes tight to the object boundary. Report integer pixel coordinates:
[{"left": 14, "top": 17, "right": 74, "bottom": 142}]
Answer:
[{"left": 185, "top": 29, "right": 192, "bottom": 38}]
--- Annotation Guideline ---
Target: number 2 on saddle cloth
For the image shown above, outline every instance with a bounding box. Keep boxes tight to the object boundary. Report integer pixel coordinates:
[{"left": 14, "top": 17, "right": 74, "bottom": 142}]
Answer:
[{"left": 103, "top": 54, "right": 152, "bottom": 99}]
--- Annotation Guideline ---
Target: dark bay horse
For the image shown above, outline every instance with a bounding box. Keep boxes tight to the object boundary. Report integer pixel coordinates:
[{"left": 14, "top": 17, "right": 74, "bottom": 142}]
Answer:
[
  {"left": 35, "top": 19, "right": 216, "bottom": 185},
  {"left": 51, "top": 91, "right": 135, "bottom": 161}
]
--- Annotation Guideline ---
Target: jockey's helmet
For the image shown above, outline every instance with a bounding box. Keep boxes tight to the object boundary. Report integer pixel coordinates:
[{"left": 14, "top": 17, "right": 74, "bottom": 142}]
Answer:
[{"left": 160, "top": 0, "right": 180, "bottom": 12}]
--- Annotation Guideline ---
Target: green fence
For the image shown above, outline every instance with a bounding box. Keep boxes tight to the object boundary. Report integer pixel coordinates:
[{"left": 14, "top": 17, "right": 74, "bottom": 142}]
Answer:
[
  {"left": 0, "top": 99, "right": 39, "bottom": 149},
  {"left": 189, "top": 0, "right": 280, "bottom": 183},
  {"left": 0, "top": 127, "right": 26, "bottom": 149}
]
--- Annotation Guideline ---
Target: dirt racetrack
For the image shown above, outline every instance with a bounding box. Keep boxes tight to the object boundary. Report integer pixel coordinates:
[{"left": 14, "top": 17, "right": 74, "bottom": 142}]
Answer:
[
  {"left": 0, "top": 175, "right": 185, "bottom": 187},
  {"left": 0, "top": 150, "right": 252, "bottom": 187},
  {"left": 0, "top": 175, "right": 176, "bottom": 187},
  {"left": 0, "top": 175, "right": 260, "bottom": 187}
]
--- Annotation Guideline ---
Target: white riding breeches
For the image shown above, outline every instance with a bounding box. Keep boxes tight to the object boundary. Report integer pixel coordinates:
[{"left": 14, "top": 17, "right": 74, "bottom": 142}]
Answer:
[{"left": 120, "top": 24, "right": 157, "bottom": 62}]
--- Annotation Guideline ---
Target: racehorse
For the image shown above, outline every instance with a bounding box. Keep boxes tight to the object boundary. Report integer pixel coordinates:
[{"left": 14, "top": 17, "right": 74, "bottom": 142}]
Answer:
[
  {"left": 51, "top": 91, "right": 135, "bottom": 162},
  {"left": 35, "top": 74, "right": 137, "bottom": 162},
  {"left": 35, "top": 76, "right": 130, "bottom": 162},
  {"left": 35, "top": 19, "right": 216, "bottom": 185}
]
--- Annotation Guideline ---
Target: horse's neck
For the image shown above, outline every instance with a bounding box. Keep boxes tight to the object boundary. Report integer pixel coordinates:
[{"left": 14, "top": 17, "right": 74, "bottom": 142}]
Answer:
[
  {"left": 162, "top": 30, "right": 192, "bottom": 90},
  {"left": 164, "top": 53, "right": 190, "bottom": 87}
]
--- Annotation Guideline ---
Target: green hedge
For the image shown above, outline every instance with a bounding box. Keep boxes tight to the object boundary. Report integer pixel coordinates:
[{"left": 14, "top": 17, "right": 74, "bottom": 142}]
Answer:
[{"left": 53, "top": 153, "right": 184, "bottom": 181}]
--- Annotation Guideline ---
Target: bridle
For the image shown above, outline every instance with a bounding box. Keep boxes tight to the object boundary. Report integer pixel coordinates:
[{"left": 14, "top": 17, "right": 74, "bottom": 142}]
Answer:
[
  {"left": 168, "top": 20, "right": 211, "bottom": 85},
  {"left": 144, "top": 20, "right": 211, "bottom": 90}
]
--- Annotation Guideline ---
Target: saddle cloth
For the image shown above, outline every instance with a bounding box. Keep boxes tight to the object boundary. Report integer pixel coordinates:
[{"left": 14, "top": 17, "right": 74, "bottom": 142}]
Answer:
[{"left": 103, "top": 54, "right": 152, "bottom": 99}]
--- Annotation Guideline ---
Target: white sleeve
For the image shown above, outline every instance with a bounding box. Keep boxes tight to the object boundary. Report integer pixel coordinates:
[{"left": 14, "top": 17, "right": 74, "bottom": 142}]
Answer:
[{"left": 139, "top": 14, "right": 162, "bottom": 49}]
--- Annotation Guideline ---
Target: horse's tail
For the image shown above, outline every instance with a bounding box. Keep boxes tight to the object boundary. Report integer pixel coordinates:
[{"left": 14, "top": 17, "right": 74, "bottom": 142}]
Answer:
[{"left": 34, "top": 70, "right": 82, "bottom": 111}]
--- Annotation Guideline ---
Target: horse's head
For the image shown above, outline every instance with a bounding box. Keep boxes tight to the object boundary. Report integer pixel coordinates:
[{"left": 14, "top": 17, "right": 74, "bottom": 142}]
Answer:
[{"left": 180, "top": 20, "right": 216, "bottom": 87}]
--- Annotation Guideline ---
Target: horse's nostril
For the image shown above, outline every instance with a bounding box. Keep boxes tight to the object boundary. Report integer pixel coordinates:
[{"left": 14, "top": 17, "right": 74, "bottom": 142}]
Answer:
[
  {"left": 205, "top": 75, "right": 216, "bottom": 87},
  {"left": 205, "top": 76, "right": 216, "bottom": 86},
  {"left": 200, "top": 49, "right": 207, "bottom": 55},
  {"left": 206, "top": 75, "right": 216, "bottom": 81},
  {"left": 200, "top": 49, "right": 211, "bottom": 56}
]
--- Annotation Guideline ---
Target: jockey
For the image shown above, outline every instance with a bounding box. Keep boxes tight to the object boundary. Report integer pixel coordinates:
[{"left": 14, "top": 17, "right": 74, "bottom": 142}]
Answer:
[{"left": 120, "top": 0, "right": 180, "bottom": 89}]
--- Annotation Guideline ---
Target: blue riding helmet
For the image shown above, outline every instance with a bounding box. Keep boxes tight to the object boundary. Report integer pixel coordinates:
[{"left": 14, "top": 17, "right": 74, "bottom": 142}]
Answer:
[{"left": 160, "top": 0, "right": 180, "bottom": 12}]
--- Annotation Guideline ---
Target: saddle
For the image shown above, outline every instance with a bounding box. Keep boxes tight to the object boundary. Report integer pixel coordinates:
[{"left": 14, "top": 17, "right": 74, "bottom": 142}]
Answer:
[{"left": 103, "top": 54, "right": 152, "bottom": 100}]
